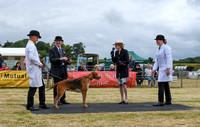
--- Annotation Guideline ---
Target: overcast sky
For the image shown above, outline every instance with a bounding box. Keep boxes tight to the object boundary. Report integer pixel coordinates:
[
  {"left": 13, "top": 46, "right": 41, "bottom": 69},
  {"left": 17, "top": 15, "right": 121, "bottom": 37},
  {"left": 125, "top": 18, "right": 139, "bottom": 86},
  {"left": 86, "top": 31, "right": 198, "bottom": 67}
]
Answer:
[{"left": 0, "top": 0, "right": 200, "bottom": 60}]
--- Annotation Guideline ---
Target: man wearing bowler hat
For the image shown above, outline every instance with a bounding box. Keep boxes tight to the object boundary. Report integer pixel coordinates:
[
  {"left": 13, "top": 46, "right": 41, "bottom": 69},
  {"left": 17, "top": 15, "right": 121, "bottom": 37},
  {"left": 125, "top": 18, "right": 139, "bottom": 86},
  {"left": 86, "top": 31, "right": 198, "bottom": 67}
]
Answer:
[
  {"left": 25, "top": 30, "right": 49, "bottom": 111},
  {"left": 49, "top": 36, "right": 71, "bottom": 105}
]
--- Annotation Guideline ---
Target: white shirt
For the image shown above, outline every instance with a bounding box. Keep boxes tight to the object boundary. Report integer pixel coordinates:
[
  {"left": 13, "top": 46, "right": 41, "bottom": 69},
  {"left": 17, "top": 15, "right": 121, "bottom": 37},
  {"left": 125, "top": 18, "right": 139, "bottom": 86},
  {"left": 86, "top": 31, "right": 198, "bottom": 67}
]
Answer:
[
  {"left": 153, "top": 44, "right": 173, "bottom": 82},
  {"left": 145, "top": 68, "right": 152, "bottom": 76}
]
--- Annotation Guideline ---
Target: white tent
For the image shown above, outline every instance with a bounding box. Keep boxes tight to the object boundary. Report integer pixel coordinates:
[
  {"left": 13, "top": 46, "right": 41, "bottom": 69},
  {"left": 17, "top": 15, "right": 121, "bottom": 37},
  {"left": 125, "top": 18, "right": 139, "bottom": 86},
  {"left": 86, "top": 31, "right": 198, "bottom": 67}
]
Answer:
[
  {"left": 0, "top": 48, "right": 25, "bottom": 56},
  {"left": 0, "top": 48, "right": 26, "bottom": 69}
]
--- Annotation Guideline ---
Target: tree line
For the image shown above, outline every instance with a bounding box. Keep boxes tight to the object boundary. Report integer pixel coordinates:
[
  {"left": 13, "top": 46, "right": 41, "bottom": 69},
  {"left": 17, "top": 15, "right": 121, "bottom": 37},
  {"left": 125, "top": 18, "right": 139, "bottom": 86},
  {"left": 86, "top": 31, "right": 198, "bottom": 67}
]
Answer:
[{"left": 1, "top": 39, "right": 85, "bottom": 60}]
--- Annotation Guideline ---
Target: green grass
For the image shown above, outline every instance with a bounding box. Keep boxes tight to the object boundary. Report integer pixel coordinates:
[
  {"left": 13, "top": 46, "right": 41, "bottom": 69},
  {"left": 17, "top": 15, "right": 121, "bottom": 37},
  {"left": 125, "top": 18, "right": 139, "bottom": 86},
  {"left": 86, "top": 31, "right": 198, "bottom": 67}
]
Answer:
[{"left": 0, "top": 83, "right": 200, "bottom": 126}]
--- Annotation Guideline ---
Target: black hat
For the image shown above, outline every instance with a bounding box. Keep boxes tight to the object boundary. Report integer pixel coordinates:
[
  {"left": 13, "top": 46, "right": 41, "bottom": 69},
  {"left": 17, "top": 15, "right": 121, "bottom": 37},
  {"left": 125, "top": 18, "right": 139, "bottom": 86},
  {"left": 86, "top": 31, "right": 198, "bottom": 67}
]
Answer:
[
  {"left": 54, "top": 36, "right": 63, "bottom": 41},
  {"left": 27, "top": 30, "right": 41, "bottom": 38},
  {"left": 154, "top": 35, "right": 165, "bottom": 41}
]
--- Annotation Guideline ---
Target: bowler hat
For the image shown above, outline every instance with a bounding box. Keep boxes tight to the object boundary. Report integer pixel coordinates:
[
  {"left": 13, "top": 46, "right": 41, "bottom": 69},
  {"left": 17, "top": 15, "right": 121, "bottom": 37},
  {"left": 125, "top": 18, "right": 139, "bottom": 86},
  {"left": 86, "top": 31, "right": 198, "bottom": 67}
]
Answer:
[
  {"left": 54, "top": 36, "right": 63, "bottom": 41},
  {"left": 154, "top": 35, "right": 165, "bottom": 41},
  {"left": 27, "top": 30, "right": 41, "bottom": 38},
  {"left": 113, "top": 39, "right": 124, "bottom": 45}
]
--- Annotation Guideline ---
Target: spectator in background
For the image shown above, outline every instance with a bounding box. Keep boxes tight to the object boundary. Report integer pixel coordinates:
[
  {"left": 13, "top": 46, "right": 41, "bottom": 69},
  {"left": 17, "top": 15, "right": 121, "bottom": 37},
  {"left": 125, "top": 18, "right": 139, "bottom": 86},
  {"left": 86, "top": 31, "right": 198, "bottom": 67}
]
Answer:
[
  {"left": 12, "top": 62, "right": 22, "bottom": 70},
  {"left": 135, "top": 64, "right": 143, "bottom": 86},
  {"left": 129, "top": 55, "right": 135, "bottom": 71},
  {"left": 145, "top": 64, "right": 156, "bottom": 87},
  {"left": 0, "top": 62, "right": 10, "bottom": 71},
  {"left": 0, "top": 53, "right": 4, "bottom": 68},
  {"left": 78, "top": 62, "right": 87, "bottom": 71},
  {"left": 23, "top": 58, "right": 26, "bottom": 70},
  {"left": 93, "top": 64, "right": 100, "bottom": 71},
  {"left": 109, "top": 64, "right": 116, "bottom": 71}
]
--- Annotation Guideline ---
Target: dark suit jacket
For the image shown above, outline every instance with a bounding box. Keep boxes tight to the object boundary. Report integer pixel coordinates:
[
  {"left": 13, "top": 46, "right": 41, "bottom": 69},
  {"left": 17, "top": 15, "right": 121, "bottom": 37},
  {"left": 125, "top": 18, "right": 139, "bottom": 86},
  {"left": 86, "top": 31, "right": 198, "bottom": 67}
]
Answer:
[
  {"left": 49, "top": 46, "right": 70, "bottom": 78},
  {"left": 12, "top": 66, "right": 22, "bottom": 70},
  {"left": 111, "top": 48, "right": 129, "bottom": 78}
]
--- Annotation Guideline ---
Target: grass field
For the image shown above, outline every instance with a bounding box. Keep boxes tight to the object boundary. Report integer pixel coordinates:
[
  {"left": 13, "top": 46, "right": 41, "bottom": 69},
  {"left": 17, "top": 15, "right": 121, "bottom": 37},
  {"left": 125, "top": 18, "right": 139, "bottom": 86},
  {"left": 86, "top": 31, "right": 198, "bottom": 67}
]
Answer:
[{"left": 0, "top": 80, "right": 200, "bottom": 126}]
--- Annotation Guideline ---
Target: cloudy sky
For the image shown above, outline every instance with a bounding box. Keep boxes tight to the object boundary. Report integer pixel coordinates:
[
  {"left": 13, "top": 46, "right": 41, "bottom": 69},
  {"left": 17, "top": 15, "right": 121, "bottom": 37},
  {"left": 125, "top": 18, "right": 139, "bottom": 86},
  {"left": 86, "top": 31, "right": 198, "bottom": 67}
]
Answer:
[{"left": 0, "top": 0, "right": 200, "bottom": 60}]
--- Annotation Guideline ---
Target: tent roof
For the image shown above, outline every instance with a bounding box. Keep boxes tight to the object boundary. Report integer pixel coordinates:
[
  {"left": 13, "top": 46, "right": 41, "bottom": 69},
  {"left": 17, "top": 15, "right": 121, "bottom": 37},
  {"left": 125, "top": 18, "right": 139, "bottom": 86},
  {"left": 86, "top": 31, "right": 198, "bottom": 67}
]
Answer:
[
  {"left": 128, "top": 51, "right": 149, "bottom": 63},
  {"left": 0, "top": 48, "right": 25, "bottom": 56}
]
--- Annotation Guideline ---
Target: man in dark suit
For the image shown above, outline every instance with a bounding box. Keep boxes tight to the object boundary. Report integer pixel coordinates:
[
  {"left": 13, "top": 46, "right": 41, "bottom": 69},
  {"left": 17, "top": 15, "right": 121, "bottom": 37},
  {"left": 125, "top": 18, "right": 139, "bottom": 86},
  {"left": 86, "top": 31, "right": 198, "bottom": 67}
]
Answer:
[{"left": 49, "top": 36, "right": 71, "bottom": 104}]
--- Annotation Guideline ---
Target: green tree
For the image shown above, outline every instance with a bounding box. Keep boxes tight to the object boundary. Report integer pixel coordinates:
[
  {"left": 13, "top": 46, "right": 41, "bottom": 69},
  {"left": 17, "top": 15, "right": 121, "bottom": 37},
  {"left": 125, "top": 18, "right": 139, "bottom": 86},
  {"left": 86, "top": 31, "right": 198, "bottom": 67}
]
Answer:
[
  {"left": 148, "top": 57, "right": 154, "bottom": 63},
  {"left": 3, "top": 41, "right": 14, "bottom": 47},
  {"left": 36, "top": 41, "right": 50, "bottom": 53},
  {"left": 71, "top": 42, "right": 85, "bottom": 60},
  {"left": 13, "top": 39, "right": 28, "bottom": 47},
  {"left": 63, "top": 44, "right": 72, "bottom": 59}
]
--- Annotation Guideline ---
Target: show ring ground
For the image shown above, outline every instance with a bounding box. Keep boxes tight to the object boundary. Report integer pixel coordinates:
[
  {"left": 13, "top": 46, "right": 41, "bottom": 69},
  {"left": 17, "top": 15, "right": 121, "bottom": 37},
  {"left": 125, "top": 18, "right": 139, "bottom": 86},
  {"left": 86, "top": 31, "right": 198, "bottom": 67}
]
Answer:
[{"left": 24, "top": 103, "right": 199, "bottom": 114}]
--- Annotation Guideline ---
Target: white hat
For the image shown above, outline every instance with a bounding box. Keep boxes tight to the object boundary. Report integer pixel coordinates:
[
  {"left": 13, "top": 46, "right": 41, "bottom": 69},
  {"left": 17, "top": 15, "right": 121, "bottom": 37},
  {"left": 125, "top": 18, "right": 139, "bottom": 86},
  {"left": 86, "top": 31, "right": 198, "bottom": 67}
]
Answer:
[
  {"left": 110, "top": 64, "right": 115, "bottom": 67},
  {"left": 113, "top": 39, "right": 124, "bottom": 45}
]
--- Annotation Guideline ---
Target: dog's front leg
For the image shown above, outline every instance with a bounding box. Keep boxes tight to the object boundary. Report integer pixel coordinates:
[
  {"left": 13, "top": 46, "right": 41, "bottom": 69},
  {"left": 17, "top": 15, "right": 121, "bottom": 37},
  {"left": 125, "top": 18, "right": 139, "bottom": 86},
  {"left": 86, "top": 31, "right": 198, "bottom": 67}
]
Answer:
[{"left": 82, "top": 91, "right": 88, "bottom": 108}]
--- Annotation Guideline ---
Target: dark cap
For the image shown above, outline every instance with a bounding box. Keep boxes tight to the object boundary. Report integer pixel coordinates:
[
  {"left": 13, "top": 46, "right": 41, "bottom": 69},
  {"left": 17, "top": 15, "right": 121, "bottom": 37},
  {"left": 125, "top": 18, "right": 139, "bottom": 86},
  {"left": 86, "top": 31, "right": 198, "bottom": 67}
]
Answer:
[
  {"left": 54, "top": 36, "right": 63, "bottom": 41},
  {"left": 154, "top": 35, "right": 165, "bottom": 41},
  {"left": 27, "top": 30, "right": 41, "bottom": 38}
]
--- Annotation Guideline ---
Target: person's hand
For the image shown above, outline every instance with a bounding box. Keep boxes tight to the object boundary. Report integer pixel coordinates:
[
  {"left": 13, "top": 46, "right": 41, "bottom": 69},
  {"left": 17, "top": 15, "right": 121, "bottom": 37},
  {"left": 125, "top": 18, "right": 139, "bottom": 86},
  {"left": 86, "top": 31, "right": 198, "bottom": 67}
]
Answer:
[
  {"left": 151, "top": 70, "right": 156, "bottom": 76},
  {"left": 60, "top": 57, "right": 64, "bottom": 61},
  {"left": 67, "top": 59, "right": 71, "bottom": 64},
  {"left": 60, "top": 57, "right": 68, "bottom": 61},
  {"left": 40, "top": 64, "right": 44, "bottom": 69},
  {"left": 166, "top": 68, "right": 170, "bottom": 76},
  {"left": 63, "top": 57, "right": 68, "bottom": 61}
]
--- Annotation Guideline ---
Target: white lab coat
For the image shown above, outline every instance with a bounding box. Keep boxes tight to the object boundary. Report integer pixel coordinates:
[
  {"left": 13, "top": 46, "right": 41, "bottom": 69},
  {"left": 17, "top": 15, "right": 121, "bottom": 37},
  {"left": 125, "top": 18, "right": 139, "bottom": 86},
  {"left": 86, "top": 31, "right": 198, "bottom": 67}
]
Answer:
[
  {"left": 153, "top": 44, "right": 173, "bottom": 82},
  {"left": 25, "top": 40, "right": 43, "bottom": 87}
]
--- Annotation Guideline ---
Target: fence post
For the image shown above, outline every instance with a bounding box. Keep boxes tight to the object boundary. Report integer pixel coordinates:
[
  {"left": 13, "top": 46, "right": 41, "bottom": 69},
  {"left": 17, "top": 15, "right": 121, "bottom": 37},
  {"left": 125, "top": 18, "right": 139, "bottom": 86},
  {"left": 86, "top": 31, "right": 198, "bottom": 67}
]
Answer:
[
  {"left": 181, "top": 69, "right": 183, "bottom": 88},
  {"left": 47, "top": 72, "right": 50, "bottom": 88}
]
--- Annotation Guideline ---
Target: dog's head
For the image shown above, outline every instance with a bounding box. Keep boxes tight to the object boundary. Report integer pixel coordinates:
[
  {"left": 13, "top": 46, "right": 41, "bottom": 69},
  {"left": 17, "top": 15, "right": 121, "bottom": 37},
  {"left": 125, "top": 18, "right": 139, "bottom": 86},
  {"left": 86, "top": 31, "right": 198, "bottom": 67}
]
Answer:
[{"left": 88, "top": 72, "right": 101, "bottom": 80}]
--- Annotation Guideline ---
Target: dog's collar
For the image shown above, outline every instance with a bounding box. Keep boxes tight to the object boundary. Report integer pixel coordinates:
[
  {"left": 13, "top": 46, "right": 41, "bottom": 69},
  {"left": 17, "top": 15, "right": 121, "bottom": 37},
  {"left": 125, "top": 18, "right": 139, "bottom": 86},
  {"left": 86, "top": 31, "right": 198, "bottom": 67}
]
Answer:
[{"left": 85, "top": 76, "right": 93, "bottom": 81}]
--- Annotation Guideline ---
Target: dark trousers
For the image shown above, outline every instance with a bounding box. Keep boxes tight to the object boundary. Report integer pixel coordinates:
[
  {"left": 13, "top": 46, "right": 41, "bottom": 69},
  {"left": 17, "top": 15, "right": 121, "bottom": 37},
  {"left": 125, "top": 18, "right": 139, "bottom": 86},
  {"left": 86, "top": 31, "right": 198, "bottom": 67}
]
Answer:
[
  {"left": 136, "top": 76, "right": 143, "bottom": 85},
  {"left": 53, "top": 67, "right": 67, "bottom": 102},
  {"left": 27, "top": 80, "right": 45, "bottom": 107},
  {"left": 158, "top": 82, "right": 172, "bottom": 103}
]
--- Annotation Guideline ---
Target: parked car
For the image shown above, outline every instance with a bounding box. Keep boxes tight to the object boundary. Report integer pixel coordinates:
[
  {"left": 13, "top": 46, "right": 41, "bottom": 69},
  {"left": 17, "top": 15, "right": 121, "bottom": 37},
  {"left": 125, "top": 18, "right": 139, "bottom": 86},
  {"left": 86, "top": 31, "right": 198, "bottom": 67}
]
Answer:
[
  {"left": 197, "top": 69, "right": 200, "bottom": 76},
  {"left": 67, "top": 65, "right": 76, "bottom": 71}
]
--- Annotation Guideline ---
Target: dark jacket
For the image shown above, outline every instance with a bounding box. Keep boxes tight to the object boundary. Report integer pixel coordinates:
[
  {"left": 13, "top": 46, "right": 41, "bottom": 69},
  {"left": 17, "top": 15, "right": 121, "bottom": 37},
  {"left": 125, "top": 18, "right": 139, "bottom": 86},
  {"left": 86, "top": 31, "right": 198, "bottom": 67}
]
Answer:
[
  {"left": 111, "top": 48, "right": 129, "bottom": 78},
  {"left": 0, "top": 58, "right": 4, "bottom": 68},
  {"left": 129, "top": 60, "right": 135, "bottom": 71},
  {"left": 12, "top": 66, "right": 22, "bottom": 70},
  {"left": 49, "top": 46, "right": 70, "bottom": 78},
  {"left": 135, "top": 67, "right": 142, "bottom": 76}
]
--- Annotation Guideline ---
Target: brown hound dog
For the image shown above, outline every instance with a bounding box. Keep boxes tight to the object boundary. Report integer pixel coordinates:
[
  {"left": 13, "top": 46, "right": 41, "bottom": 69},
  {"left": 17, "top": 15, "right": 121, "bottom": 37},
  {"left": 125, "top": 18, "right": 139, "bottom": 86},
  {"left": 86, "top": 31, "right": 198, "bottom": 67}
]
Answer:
[{"left": 46, "top": 72, "right": 101, "bottom": 108}]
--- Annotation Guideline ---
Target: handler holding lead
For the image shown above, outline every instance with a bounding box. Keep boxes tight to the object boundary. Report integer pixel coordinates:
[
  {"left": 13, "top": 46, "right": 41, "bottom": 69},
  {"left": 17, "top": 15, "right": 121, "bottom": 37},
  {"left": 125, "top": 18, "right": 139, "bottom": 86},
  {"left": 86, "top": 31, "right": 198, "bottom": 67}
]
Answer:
[
  {"left": 26, "top": 30, "right": 49, "bottom": 111},
  {"left": 49, "top": 36, "right": 71, "bottom": 105},
  {"left": 151, "top": 35, "right": 173, "bottom": 106},
  {"left": 111, "top": 40, "right": 129, "bottom": 104}
]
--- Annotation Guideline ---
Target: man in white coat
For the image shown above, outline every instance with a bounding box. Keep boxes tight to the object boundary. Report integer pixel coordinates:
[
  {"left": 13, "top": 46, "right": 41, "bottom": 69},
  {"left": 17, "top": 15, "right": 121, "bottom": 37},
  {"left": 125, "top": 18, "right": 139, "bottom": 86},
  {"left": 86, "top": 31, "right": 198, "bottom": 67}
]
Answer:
[
  {"left": 26, "top": 30, "right": 49, "bottom": 111},
  {"left": 151, "top": 35, "right": 172, "bottom": 106}
]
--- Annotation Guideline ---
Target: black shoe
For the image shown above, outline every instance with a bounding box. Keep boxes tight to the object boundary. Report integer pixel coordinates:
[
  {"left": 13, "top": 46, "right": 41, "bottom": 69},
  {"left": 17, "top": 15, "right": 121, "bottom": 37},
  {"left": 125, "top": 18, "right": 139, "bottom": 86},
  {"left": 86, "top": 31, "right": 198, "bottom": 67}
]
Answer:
[
  {"left": 26, "top": 106, "right": 39, "bottom": 111},
  {"left": 124, "top": 101, "right": 128, "bottom": 104},
  {"left": 153, "top": 102, "right": 164, "bottom": 106},
  {"left": 118, "top": 101, "right": 125, "bottom": 104},
  {"left": 164, "top": 102, "right": 172, "bottom": 105},
  {"left": 39, "top": 104, "right": 50, "bottom": 109},
  {"left": 61, "top": 101, "right": 70, "bottom": 104}
]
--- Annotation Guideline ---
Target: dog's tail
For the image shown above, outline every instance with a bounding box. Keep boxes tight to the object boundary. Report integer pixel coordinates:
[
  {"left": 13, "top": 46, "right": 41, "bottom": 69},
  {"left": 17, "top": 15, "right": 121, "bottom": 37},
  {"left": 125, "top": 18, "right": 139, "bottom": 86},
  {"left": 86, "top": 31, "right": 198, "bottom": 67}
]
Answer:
[{"left": 45, "top": 83, "right": 59, "bottom": 92}]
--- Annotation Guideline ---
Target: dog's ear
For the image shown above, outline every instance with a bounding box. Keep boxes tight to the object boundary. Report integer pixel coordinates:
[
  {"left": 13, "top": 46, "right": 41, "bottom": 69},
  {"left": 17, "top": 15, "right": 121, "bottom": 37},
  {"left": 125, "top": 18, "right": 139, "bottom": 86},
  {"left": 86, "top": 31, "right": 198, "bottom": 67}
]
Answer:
[{"left": 92, "top": 72, "right": 96, "bottom": 77}]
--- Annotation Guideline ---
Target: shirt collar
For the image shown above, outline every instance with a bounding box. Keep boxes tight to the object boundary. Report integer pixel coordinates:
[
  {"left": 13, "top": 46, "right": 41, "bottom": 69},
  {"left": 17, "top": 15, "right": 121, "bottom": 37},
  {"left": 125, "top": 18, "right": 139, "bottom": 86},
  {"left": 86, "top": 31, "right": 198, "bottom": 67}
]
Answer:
[
  {"left": 56, "top": 46, "right": 61, "bottom": 50},
  {"left": 29, "top": 40, "right": 35, "bottom": 45}
]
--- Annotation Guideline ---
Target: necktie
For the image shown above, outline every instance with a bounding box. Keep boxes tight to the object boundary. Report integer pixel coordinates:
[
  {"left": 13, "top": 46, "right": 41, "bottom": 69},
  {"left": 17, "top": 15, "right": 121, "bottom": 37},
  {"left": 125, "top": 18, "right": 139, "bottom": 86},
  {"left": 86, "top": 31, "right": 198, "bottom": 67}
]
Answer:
[
  {"left": 59, "top": 48, "right": 63, "bottom": 57},
  {"left": 59, "top": 48, "right": 64, "bottom": 66}
]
